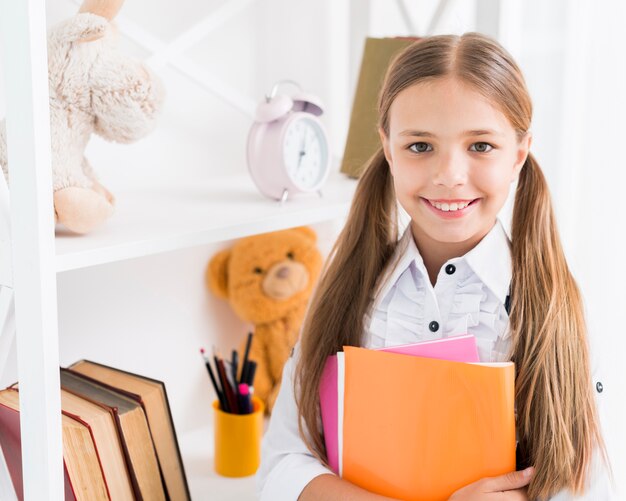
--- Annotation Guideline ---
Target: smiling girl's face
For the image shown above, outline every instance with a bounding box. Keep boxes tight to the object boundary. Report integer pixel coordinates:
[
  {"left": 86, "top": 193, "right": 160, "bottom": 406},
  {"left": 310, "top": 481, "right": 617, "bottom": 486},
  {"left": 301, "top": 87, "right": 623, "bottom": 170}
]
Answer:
[{"left": 380, "top": 76, "right": 532, "bottom": 248}]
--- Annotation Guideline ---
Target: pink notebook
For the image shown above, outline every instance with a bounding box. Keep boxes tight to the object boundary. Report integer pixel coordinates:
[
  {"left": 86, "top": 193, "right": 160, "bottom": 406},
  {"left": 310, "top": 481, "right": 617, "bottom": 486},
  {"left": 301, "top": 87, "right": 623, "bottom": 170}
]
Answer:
[{"left": 319, "top": 334, "right": 480, "bottom": 474}]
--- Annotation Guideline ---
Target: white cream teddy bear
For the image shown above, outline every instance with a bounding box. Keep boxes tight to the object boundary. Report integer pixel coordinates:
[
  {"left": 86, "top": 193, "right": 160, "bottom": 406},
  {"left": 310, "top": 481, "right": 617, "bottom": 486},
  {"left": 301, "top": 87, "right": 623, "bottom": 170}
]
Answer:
[{"left": 0, "top": 0, "right": 164, "bottom": 234}]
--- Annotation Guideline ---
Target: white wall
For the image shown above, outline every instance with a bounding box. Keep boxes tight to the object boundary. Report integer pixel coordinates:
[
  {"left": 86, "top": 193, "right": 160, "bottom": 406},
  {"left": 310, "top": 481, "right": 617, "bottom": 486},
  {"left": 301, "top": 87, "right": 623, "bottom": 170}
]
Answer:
[{"left": 51, "top": 219, "right": 343, "bottom": 433}]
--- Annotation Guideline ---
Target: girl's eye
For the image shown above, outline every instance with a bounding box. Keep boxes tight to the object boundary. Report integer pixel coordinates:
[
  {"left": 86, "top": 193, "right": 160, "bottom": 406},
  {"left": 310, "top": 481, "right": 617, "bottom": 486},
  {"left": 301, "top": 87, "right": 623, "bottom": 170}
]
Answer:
[
  {"left": 470, "top": 142, "right": 494, "bottom": 153},
  {"left": 408, "top": 142, "right": 494, "bottom": 154},
  {"left": 408, "top": 142, "right": 432, "bottom": 154}
]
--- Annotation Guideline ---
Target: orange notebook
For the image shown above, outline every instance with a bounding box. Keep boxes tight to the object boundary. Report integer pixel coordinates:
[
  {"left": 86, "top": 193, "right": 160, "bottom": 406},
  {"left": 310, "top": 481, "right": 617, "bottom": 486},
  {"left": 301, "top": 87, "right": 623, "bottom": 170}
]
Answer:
[{"left": 339, "top": 346, "right": 516, "bottom": 501}]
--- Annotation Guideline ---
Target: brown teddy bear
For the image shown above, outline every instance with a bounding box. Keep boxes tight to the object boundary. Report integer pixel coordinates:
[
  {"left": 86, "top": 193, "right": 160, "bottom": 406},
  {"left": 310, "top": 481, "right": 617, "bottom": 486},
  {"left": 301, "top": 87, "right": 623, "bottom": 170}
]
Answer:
[{"left": 206, "top": 226, "right": 322, "bottom": 414}]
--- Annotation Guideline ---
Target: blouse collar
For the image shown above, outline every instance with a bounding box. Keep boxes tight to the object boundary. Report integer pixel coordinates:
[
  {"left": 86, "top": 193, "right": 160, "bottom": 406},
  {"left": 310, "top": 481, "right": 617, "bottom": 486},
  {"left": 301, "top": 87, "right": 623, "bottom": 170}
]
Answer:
[{"left": 373, "top": 218, "right": 512, "bottom": 310}]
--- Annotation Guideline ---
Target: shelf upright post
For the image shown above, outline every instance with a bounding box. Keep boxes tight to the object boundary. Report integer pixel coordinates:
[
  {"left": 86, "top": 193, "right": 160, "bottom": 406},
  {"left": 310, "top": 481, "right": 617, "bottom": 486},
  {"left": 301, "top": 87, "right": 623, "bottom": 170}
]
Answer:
[{"left": 0, "top": 0, "right": 64, "bottom": 499}]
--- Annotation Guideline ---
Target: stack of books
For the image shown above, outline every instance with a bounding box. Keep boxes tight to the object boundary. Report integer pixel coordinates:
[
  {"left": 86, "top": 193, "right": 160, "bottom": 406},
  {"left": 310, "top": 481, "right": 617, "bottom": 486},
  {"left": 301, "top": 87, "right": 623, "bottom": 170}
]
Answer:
[
  {"left": 320, "top": 335, "right": 516, "bottom": 501},
  {"left": 0, "top": 360, "right": 190, "bottom": 501}
]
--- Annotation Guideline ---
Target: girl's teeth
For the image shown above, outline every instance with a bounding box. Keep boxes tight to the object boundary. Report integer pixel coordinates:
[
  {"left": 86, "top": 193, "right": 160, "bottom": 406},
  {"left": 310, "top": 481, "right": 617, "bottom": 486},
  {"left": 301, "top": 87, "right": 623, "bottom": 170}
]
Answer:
[{"left": 429, "top": 200, "right": 471, "bottom": 211}]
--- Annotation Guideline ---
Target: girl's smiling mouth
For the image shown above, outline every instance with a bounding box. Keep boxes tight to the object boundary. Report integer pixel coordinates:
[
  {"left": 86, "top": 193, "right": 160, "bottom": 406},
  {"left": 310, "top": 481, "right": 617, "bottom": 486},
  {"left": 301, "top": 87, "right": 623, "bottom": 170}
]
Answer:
[{"left": 421, "top": 197, "right": 481, "bottom": 218}]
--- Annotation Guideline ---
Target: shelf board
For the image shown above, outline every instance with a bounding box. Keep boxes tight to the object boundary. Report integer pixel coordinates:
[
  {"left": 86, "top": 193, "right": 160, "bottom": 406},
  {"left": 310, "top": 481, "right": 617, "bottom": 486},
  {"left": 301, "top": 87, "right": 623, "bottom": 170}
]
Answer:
[{"left": 55, "top": 171, "right": 358, "bottom": 272}]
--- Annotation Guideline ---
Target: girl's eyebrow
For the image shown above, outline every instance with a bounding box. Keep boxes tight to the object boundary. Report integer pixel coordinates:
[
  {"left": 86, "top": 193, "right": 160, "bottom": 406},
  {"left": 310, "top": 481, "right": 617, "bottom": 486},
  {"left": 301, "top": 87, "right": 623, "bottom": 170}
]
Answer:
[{"left": 398, "top": 129, "right": 504, "bottom": 138}]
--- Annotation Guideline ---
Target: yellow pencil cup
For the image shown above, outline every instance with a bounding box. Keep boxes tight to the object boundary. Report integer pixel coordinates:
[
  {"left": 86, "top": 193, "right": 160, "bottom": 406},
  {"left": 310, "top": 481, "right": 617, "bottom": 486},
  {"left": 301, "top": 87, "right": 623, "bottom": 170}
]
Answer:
[{"left": 213, "top": 397, "right": 264, "bottom": 477}]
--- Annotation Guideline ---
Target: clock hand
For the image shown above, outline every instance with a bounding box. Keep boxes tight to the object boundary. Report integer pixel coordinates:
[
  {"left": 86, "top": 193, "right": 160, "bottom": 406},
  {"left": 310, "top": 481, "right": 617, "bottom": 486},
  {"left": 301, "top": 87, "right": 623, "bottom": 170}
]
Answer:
[
  {"left": 297, "top": 132, "right": 307, "bottom": 168},
  {"left": 298, "top": 150, "right": 305, "bottom": 168}
]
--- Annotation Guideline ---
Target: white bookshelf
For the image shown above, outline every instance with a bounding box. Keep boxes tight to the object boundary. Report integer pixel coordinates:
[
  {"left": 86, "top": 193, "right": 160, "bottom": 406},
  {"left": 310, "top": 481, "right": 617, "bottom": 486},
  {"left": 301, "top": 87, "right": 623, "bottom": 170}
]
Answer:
[
  {"left": 0, "top": 0, "right": 357, "bottom": 495},
  {"left": 0, "top": 1, "right": 354, "bottom": 498}
]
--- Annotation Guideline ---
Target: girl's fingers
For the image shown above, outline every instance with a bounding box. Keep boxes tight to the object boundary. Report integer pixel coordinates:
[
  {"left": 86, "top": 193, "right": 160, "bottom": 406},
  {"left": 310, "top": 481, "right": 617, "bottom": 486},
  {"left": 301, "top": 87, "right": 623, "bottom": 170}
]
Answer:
[{"left": 484, "top": 467, "right": 535, "bottom": 492}]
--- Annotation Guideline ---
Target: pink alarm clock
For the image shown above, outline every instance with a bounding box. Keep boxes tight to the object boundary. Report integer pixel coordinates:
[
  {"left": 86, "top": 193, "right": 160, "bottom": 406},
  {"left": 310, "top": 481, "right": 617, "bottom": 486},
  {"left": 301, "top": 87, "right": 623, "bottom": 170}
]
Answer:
[{"left": 247, "top": 80, "right": 331, "bottom": 202}]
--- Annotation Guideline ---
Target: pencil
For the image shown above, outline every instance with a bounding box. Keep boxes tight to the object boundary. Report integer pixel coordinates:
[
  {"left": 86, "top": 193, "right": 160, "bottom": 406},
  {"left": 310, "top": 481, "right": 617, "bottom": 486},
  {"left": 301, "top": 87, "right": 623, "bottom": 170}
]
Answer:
[
  {"left": 215, "top": 349, "right": 238, "bottom": 414},
  {"left": 200, "top": 348, "right": 227, "bottom": 411},
  {"left": 213, "top": 348, "right": 233, "bottom": 413},
  {"left": 245, "top": 360, "right": 257, "bottom": 387}
]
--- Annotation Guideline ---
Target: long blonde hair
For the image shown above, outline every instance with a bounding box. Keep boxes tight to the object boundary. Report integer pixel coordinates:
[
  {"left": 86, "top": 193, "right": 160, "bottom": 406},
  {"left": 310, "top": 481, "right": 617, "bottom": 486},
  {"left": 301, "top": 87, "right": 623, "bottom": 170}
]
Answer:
[{"left": 295, "top": 32, "right": 610, "bottom": 500}]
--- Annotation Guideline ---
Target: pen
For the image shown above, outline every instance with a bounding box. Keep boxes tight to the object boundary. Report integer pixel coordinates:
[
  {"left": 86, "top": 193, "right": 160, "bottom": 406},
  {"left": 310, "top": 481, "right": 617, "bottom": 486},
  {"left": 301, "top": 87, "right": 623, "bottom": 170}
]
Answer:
[
  {"left": 240, "top": 362, "right": 248, "bottom": 388},
  {"left": 238, "top": 383, "right": 253, "bottom": 414},
  {"left": 216, "top": 349, "right": 238, "bottom": 414},
  {"left": 231, "top": 349, "right": 239, "bottom": 399},
  {"left": 240, "top": 332, "right": 254, "bottom": 384},
  {"left": 245, "top": 360, "right": 257, "bottom": 387}
]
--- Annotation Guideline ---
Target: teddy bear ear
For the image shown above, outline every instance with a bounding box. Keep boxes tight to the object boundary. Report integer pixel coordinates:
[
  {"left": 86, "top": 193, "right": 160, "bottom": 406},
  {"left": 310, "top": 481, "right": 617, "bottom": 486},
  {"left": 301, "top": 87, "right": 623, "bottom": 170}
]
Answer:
[
  {"left": 206, "top": 249, "right": 232, "bottom": 299},
  {"left": 290, "top": 226, "right": 317, "bottom": 244},
  {"left": 57, "top": 13, "right": 109, "bottom": 43},
  {"left": 79, "top": 0, "right": 125, "bottom": 21}
]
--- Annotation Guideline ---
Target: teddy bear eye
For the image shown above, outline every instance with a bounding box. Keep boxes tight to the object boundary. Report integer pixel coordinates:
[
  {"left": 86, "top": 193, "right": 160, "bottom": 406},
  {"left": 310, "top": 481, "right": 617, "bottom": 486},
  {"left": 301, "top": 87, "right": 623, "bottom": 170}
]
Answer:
[
  {"left": 286, "top": 252, "right": 295, "bottom": 260},
  {"left": 253, "top": 267, "right": 263, "bottom": 274}
]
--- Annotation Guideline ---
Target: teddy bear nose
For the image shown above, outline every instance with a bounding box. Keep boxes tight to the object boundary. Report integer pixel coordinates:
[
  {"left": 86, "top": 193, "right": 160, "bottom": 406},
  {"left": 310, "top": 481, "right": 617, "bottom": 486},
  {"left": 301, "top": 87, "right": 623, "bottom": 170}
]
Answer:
[{"left": 276, "top": 266, "right": 290, "bottom": 279}]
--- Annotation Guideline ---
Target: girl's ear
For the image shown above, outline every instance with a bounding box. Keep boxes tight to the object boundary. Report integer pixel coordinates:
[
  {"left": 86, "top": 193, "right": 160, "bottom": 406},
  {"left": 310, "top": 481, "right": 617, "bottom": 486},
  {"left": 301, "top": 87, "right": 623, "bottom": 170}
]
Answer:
[
  {"left": 512, "top": 132, "right": 532, "bottom": 182},
  {"left": 378, "top": 128, "right": 394, "bottom": 174}
]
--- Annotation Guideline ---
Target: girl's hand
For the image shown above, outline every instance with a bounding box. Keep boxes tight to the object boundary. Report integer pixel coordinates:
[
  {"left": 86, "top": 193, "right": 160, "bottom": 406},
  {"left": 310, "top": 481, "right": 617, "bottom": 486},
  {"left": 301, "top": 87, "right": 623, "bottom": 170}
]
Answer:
[{"left": 448, "top": 467, "right": 535, "bottom": 501}]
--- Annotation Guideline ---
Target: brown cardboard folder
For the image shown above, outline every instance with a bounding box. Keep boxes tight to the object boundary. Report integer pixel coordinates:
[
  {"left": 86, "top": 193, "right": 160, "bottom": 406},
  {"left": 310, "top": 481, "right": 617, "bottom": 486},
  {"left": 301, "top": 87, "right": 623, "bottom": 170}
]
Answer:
[
  {"left": 340, "top": 346, "right": 516, "bottom": 501},
  {"left": 340, "top": 37, "right": 419, "bottom": 178}
]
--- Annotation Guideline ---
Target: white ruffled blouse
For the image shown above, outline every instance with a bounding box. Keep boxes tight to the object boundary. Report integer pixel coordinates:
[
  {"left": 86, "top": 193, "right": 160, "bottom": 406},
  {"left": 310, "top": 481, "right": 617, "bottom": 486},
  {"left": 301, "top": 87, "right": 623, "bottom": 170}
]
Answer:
[
  {"left": 257, "top": 218, "right": 615, "bottom": 501},
  {"left": 364, "top": 218, "right": 513, "bottom": 363}
]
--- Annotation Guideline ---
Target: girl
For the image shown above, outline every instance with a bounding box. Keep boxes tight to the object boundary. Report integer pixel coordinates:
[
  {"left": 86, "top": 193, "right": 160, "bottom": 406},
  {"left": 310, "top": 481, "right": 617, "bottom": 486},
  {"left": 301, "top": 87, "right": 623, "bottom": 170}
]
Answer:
[{"left": 257, "top": 33, "right": 612, "bottom": 501}]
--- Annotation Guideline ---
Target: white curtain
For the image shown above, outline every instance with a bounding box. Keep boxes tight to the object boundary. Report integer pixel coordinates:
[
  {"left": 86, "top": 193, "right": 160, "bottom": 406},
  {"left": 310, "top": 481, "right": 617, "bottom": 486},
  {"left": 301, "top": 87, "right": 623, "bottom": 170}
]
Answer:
[{"left": 557, "top": 0, "right": 626, "bottom": 491}]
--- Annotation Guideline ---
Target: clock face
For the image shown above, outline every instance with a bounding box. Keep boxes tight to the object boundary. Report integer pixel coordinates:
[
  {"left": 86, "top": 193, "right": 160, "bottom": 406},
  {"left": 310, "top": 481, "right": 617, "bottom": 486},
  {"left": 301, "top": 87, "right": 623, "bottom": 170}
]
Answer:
[{"left": 282, "top": 117, "right": 329, "bottom": 190}]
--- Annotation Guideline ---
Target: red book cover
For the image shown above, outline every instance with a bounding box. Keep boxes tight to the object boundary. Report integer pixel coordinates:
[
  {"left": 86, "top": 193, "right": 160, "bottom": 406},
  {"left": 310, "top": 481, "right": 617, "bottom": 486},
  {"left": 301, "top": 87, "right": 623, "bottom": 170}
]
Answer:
[{"left": 0, "top": 400, "right": 78, "bottom": 501}]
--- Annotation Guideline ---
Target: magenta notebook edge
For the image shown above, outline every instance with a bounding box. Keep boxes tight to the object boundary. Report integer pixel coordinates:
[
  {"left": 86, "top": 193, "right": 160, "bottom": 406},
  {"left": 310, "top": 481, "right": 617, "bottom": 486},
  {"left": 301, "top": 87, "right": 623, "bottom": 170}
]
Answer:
[
  {"left": 318, "top": 334, "right": 480, "bottom": 474},
  {"left": 319, "top": 355, "right": 339, "bottom": 473},
  {"left": 379, "top": 333, "right": 480, "bottom": 361}
]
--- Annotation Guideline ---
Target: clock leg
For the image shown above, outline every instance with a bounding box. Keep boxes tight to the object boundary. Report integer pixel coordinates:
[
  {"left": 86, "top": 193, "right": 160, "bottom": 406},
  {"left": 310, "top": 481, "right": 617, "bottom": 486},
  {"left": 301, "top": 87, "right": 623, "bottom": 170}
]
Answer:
[{"left": 279, "top": 188, "right": 289, "bottom": 205}]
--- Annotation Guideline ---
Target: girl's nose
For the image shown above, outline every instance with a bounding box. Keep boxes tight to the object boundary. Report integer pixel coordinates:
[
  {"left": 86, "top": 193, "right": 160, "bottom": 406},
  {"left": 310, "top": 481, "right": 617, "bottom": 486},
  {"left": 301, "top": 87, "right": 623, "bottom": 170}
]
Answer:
[{"left": 432, "top": 150, "right": 468, "bottom": 187}]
